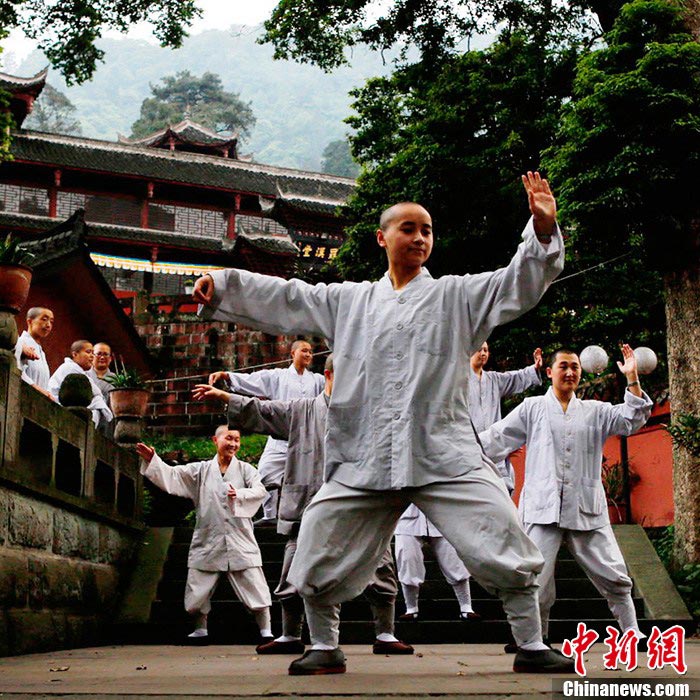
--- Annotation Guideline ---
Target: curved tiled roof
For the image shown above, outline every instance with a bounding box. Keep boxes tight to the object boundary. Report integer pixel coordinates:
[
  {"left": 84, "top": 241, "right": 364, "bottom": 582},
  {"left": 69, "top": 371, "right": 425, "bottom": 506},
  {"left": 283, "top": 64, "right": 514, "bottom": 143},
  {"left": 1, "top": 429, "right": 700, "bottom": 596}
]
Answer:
[
  {"left": 0, "top": 67, "right": 48, "bottom": 95},
  {"left": 11, "top": 130, "right": 355, "bottom": 214},
  {"left": 119, "top": 119, "right": 238, "bottom": 149}
]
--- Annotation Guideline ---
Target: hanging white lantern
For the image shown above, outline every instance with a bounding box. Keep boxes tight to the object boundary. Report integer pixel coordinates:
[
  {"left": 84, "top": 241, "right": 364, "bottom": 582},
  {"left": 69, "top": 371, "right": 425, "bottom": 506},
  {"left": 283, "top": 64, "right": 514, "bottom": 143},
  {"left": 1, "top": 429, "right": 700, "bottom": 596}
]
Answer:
[
  {"left": 634, "top": 346, "right": 658, "bottom": 375},
  {"left": 580, "top": 345, "right": 609, "bottom": 374}
]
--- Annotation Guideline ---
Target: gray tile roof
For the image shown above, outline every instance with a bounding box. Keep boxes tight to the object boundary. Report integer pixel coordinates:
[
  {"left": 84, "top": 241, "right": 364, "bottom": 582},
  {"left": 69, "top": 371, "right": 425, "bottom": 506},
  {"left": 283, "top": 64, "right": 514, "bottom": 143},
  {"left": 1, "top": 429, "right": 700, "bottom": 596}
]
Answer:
[{"left": 11, "top": 130, "right": 355, "bottom": 215}]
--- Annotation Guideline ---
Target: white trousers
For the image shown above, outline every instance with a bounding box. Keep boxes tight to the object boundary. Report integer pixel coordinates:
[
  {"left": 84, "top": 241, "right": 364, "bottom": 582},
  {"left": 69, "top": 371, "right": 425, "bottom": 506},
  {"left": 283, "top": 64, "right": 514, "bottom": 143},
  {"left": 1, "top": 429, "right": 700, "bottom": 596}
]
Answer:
[
  {"left": 525, "top": 523, "right": 639, "bottom": 637},
  {"left": 184, "top": 566, "right": 272, "bottom": 617},
  {"left": 288, "top": 462, "right": 545, "bottom": 648},
  {"left": 395, "top": 534, "right": 470, "bottom": 586},
  {"left": 258, "top": 450, "right": 287, "bottom": 520}
]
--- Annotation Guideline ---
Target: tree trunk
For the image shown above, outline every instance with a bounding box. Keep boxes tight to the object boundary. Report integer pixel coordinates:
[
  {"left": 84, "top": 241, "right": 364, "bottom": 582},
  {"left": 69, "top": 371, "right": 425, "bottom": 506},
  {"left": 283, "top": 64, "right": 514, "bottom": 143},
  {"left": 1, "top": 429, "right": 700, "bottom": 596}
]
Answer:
[{"left": 664, "top": 266, "right": 700, "bottom": 565}]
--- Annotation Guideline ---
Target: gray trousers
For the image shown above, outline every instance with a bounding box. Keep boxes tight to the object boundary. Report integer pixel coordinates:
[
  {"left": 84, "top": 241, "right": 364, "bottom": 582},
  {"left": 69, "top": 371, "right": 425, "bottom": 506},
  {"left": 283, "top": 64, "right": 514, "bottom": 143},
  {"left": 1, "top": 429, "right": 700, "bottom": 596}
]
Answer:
[
  {"left": 288, "top": 462, "right": 545, "bottom": 647},
  {"left": 276, "top": 536, "right": 397, "bottom": 639},
  {"left": 525, "top": 523, "right": 639, "bottom": 637}
]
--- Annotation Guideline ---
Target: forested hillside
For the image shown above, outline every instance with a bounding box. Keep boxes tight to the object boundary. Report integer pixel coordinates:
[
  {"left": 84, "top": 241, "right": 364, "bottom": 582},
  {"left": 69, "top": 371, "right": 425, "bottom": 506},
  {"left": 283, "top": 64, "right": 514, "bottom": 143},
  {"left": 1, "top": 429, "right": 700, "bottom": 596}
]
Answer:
[{"left": 14, "top": 25, "right": 393, "bottom": 170}]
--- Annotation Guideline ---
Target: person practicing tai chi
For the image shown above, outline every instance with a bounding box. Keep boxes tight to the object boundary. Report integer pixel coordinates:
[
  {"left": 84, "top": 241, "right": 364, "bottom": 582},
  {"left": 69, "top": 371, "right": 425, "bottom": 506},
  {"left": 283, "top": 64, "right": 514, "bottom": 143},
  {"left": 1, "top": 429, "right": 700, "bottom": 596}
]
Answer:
[
  {"left": 395, "top": 345, "right": 542, "bottom": 623},
  {"left": 194, "top": 172, "right": 575, "bottom": 675},
  {"left": 135, "top": 427, "right": 273, "bottom": 646},
  {"left": 470, "top": 343, "right": 543, "bottom": 492},
  {"left": 478, "top": 344, "right": 652, "bottom": 644},
  {"left": 193, "top": 354, "right": 414, "bottom": 657},
  {"left": 394, "top": 504, "right": 480, "bottom": 621},
  {"left": 208, "top": 340, "right": 324, "bottom": 526}
]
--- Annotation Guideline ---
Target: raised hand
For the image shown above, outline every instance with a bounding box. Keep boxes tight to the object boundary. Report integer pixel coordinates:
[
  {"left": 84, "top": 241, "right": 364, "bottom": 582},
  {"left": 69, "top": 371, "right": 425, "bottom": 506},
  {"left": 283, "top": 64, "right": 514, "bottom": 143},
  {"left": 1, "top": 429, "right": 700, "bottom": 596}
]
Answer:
[
  {"left": 192, "top": 383, "right": 231, "bottom": 403},
  {"left": 193, "top": 274, "right": 214, "bottom": 305},
  {"left": 227, "top": 484, "right": 237, "bottom": 502},
  {"left": 521, "top": 171, "right": 557, "bottom": 238},
  {"left": 616, "top": 343, "right": 642, "bottom": 397},
  {"left": 616, "top": 343, "right": 638, "bottom": 378},
  {"left": 135, "top": 442, "right": 155, "bottom": 463},
  {"left": 533, "top": 347, "right": 543, "bottom": 371},
  {"left": 208, "top": 370, "right": 230, "bottom": 387}
]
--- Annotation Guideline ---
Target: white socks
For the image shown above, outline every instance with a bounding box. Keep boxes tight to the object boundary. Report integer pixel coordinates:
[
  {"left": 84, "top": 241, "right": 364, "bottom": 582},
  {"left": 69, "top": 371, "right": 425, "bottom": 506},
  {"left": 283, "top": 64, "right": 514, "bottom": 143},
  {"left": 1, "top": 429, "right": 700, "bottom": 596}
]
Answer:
[
  {"left": 276, "top": 635, "right": 302, "bottom": 643},
  {"left": 452, "top": 580, "right": 473, "bottom": 613},
  {"left": 401, "top": 583, "right": 420, "bottom": 614},
  {"left": 188, "top": 628, "right": 208, "bottom": 638},
  {"left": 376, "top": 633, "right": 399, "bottom": 643}
]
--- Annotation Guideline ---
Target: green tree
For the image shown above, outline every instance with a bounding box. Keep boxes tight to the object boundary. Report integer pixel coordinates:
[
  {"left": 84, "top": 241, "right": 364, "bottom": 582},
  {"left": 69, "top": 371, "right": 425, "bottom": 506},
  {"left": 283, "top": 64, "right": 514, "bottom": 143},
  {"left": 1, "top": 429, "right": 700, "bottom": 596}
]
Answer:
[
  {"left": 262, "top": 0, "right": 600, "bottom": 70},
  {"left": 321, "top": 138, "right": 359, "bottom": 177},
  {"left": 24, "top": 84, "right": 82, "bottom": 135},
  {"left": 544, "top": 0, "right": 700, "bottom": 565},
  {"left": 0, "top": 0, "right": 200, "bottom": 85},
  {"left": 130, "top": 70, "right": 255, "bottom": 140}
]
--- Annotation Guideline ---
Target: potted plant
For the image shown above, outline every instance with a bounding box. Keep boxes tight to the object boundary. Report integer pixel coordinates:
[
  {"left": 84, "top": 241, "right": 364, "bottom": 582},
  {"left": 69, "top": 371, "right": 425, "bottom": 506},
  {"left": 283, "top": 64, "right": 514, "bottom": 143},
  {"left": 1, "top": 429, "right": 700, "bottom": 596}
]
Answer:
[
  {"left": 106, "top": 365, "right": 150, "bottom": 417},
  {"left": 0, "top": 233, "right": 35, "bottom": 314},
  {"left": 183, "top": 278, "right": 196, "bottom": 295}
]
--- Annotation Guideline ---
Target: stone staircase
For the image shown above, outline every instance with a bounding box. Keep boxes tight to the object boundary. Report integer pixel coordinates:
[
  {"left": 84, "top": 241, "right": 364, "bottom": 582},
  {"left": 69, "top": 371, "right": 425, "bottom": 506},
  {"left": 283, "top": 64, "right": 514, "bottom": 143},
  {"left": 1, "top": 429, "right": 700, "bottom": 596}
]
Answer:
[{"left": 116, "top": 524, "right": 695, "bottom": 646}]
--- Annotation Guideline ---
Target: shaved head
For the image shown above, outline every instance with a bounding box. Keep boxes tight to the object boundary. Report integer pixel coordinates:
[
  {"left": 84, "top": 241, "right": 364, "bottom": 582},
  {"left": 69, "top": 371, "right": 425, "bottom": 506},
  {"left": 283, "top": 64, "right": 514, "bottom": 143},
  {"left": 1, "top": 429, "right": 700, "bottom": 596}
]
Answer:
[{"left": 379, "top": 202, "right": 429, "bottom": 231}]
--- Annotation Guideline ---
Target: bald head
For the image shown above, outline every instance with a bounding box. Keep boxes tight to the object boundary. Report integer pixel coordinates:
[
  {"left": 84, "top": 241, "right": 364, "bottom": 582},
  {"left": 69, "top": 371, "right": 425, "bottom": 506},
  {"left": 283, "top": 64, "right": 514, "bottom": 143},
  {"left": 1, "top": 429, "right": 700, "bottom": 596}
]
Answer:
[{"left": 379, "top": 202, "right": 430, "bottom": 231}]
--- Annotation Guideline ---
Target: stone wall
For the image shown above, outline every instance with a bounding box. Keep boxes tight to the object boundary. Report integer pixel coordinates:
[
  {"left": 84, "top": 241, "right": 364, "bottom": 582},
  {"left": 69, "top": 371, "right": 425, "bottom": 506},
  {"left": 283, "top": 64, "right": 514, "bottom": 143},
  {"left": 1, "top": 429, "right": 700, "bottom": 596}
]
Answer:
[
  {"left": 0, "top": 486, "right": 136, "bottom": 655},
  {"left": 135, "top": 304, "right": 328, "bottom": 436},
  {"left": 0, "top": 348, "right": 144, "bottom": 656}
]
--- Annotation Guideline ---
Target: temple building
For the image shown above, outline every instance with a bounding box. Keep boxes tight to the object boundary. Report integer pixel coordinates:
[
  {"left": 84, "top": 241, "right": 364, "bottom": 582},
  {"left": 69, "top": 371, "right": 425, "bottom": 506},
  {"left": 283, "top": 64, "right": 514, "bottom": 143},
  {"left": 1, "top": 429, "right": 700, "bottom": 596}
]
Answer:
[{"left": 0, "top": 68, "right": 354, "bottom": 301}]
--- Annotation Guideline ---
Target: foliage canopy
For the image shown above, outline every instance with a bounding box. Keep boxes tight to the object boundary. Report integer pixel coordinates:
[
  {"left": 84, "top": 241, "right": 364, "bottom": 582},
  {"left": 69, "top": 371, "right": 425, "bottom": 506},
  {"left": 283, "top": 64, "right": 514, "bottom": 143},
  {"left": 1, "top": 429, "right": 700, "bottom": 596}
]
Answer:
[
  {"left": 130, "top": 70, "right": 256, "bottom": 140},
  {"left": 0, "top": 0, "right": 200, "bottom": 85}
]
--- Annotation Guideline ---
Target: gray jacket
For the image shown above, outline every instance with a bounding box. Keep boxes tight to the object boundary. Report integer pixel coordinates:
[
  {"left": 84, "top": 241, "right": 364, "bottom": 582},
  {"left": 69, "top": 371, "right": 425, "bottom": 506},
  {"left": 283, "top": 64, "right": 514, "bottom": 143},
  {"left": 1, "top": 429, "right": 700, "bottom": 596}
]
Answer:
[{"left": 228, "top": 391, "right": 328, "bottom": 535}]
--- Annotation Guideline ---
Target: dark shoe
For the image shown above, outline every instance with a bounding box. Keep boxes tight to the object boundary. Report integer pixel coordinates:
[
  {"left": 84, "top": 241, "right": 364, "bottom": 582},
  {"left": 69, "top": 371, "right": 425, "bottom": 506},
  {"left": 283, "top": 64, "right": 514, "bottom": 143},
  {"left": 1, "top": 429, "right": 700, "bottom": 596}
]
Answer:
[
  {"left": 289, "top": 648, "right": 346, "bottom": 675},
  {"left": 257, "top": 638, "right": 306, "bottom": 654},
  {"left": 253, "top": 517, "right": 277, "bottom": 527},
  {"left": 373, "top": 639, "right": 414, "bottom": 655},
  {"left": 513, "top": 648, "right": 575, "bottom": 674},
  {"left": 398, "top": 612, "right": 418, "bottom": 621},
  {"left": 183, "top": 634, "right": 209, "bottom": 646},
  {"left": 459, "top": 611, "right": 482, "bottom": 621}
]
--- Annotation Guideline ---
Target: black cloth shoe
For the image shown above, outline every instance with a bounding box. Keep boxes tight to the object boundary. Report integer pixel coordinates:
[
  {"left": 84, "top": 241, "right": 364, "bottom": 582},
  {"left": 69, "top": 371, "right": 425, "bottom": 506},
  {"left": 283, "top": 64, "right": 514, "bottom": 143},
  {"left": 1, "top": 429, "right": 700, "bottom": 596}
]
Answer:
[
  {"left": 288, "top": 649, "right": 346, "bottom": 675},
  {"left": 257, "top": 639, "right": 306, "bottom": 654},
  {"left": 513, "top": 648, "right": 575, "bottom": 674},
  {"left": 372, "top": 639, "right": 415, "bottom": 655}
]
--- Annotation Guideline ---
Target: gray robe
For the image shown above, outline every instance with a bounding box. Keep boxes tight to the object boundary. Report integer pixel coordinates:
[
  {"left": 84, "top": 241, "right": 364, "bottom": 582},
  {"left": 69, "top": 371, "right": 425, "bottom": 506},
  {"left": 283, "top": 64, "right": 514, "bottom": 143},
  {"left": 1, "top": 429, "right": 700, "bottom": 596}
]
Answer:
[
  {"left": 228, "top": 392, "right": 328, "bottom": 535},
  {"left": 142, "top": 454, "right": 266, "bottom": 571},
  {"left": 203, "top": 218, "right": 564, "bottom": 491}
]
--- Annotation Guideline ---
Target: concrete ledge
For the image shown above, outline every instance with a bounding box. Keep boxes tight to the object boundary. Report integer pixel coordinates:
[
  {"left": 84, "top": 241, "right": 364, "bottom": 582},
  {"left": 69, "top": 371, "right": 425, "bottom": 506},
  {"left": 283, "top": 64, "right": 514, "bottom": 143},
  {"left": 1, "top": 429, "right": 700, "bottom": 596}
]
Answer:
[{"left": 614, "top": 524, "right": 694, "bottom": 622}]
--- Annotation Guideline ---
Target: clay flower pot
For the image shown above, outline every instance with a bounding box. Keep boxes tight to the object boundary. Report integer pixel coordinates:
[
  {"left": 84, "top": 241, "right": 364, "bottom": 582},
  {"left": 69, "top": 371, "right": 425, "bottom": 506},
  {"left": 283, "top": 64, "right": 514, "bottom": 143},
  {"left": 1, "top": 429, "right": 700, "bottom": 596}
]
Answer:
[
  {"left": 109, "top": 388, "right": 150, "bottom": 417},
  {"left": 0, "top": 264, "right": 32, "bottom": 314}
]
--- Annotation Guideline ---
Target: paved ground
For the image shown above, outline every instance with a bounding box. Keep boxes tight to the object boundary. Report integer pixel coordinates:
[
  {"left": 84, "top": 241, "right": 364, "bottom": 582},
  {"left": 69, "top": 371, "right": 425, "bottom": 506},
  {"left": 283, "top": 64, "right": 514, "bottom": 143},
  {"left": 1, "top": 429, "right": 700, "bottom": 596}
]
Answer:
[{"left": 1, "top": 643, "right": 699, "bottom": 699}]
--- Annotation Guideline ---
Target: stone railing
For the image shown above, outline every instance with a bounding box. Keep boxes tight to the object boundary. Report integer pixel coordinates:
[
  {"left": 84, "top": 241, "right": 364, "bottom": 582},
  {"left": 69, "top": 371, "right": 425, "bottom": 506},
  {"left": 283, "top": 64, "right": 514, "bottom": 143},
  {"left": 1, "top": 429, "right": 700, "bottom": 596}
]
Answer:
[{"left": 0, "top": 349, "right": 144, "bottom": 655}]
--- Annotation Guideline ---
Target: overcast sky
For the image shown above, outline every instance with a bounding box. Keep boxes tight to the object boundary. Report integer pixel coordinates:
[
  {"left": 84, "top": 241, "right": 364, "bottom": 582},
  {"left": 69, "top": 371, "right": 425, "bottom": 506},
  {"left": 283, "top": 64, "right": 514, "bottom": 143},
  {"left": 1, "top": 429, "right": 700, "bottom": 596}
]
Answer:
[{"left": 3, "top": 0, "right": 280, "bottom": 64}]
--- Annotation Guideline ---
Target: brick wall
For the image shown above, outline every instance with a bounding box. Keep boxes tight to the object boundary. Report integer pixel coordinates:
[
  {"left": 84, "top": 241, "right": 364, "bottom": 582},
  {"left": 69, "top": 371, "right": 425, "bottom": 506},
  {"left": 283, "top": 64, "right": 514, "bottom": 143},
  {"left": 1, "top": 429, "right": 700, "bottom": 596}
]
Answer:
[{"left": 135, "top": 317, "right": 327, "bottom": 436}]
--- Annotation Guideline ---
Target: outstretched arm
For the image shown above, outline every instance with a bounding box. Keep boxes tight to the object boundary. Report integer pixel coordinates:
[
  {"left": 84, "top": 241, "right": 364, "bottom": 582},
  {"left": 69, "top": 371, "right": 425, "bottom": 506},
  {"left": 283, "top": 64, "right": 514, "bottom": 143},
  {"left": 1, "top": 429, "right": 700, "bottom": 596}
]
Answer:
[
  {"left": 478, "top": 403, "right": 530, "bottom": 463},
  {"left": 135, "top": 446, "right": 201, "bottom": 500},
  {"left": 195, "top": 269, "right": 340, "bottom": 341},
  {"left": 464, "top": 174, "right": 564, "bottom": 352},
  {"left": 599, "top": 344, "right": 652, "bottom": 437},
  {"left": 226, "top": 394, "right": 293, "bottom": 441}
]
